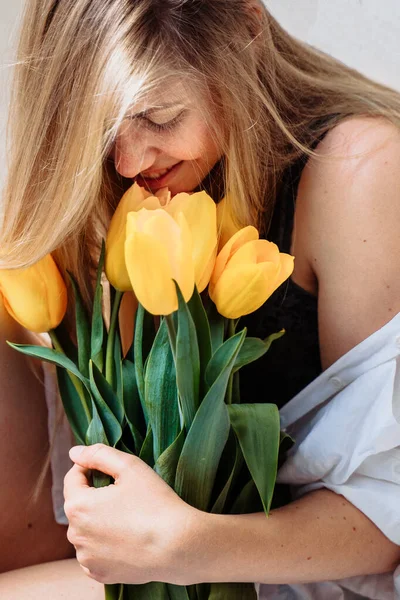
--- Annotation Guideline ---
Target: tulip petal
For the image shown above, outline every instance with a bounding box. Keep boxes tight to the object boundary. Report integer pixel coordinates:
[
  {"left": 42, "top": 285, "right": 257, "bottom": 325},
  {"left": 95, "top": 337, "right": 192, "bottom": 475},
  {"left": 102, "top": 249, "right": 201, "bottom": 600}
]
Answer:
[
  {"left": 273, "top": 253, "right": 295, "bottom": 289},
  {"left": 255, "top": 240, "right": 282, "bottom": 265},
  {"left": 174, "top": 212, "right": 196, "bottom": 302},
  {"left": 136, "top": 196, "right": 163, "bottom": 211},
  {"left": 211, "top": 226, "right": 259, "bottom": 287},
  {"left": 155, "top": 187, "right": 172, "bottom": 206},
  {"left": 210, "top": 262, "right": 278, "bottom": 319},
  {"left": 124, "top": 231, "right": 178, "bottom": 315},
  {"left": 224, "top": 240, "right": 259, "bottom": 269},
  {"left": 138, "top": 209, "right": 194, "bottom": 302},
  {"left": 167, "top": 191, "right": 218, "bottom": 292},
  {"left": 106, "top": 183, "right": 150, "bottom": 291},
  {"left": 0, "top": 255, "right": 67, "bottom": 332}
]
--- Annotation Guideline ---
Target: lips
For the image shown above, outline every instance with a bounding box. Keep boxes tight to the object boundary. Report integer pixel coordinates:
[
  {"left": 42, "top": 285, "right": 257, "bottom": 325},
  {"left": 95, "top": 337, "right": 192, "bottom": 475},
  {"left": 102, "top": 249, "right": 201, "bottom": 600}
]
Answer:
[{"left": 137, "top": 161, "right": 183, "bottom": 188}]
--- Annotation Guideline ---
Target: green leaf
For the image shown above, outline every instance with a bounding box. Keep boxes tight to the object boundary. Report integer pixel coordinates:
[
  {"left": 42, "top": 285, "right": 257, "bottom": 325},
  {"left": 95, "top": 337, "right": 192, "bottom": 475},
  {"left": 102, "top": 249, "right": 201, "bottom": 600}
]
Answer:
[
  {"left": 155, "top": 428, "right": 186, "bottom": 488},
  {"left": 196, "top": 583, "right": 210, "bottom": 600},
  {"left": 52, "top": 321, "right": 78, "bottom": 364},
  {"left": 206, "top": 300, "right": 225, "bottom": 354},
  {"left": 89, "top": 361, "right": 123, "bottom": 447},
  {"left": 91, "top": 241, "right": 105, "bottom": 371},
  {"left": 113, "top": 327, "right": 123, "bottom": 399},
  {"left": 166, "top": 584, "right": 190, "bottom": 600},
  {"left": 124, "top": 582, "right": 171, "bottom": 599},
  {"left": 208, "top": 583, "right": 257, "bottom": 599},
  {"left": 187, "top": 287, "right": 212, "bottom": 396},
  {"left": 85, "top": 398, "right": 111, "bottom": 488},
  {"left": 205, "top": 327, "right": 248, "bottom": 391},
  {"left": 134, "top": 304, "right": 151, "bottom": 425},
  {"left": 230, "top": 478, "right": 263, "bottom": 514},
  {"left": 139, "top": 425, "right": 154, "bottom": 467},
  {"left": 118, "top": 439, "right": 135, "bottom": 455},
  {"left": 175, "top": 329, "right": 246, "bottom": 512},
  {"left": 122, "top": 360, "right": 146, "bottom": 449},
  {"left": 56, "top": 366, "right": 90, "bottom": 445},
  {"left": 175, "top": 283, "right": 200, "bottom": 428},
  {"left": 67, "top": 271, "right": 91, "bottom": 378},
  {"left": 233, "top": 331, "right": 285, "bottom": 373},
  {"left": 7, "top": 343, "right": 90, "bottom": 388},
  {"left": 90, "top": 360, "right": 124, "bottom": 425},
  {"left": 211, "top": 435, "right": 244, "bottom": 514},
  {"left": 227, "top": 403, "right": 280, "bottom": 515},
  {"left": 145, "top": 319, "right": 180, "bottom": 462}
]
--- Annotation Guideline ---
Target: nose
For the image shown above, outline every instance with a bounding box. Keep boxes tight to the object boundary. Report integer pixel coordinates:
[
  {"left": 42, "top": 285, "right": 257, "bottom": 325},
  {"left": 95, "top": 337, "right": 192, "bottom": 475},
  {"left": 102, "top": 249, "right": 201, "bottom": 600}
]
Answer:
[{"left": 113, "top": 125, "right": 160, "bottom": 178}]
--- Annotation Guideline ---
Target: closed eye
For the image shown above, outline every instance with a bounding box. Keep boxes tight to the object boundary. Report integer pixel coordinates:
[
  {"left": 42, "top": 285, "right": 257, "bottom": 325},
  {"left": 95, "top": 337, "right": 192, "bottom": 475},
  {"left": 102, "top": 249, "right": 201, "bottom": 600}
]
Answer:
[{"left": 129, "top": 109, "right": 186, "bottom": 134}]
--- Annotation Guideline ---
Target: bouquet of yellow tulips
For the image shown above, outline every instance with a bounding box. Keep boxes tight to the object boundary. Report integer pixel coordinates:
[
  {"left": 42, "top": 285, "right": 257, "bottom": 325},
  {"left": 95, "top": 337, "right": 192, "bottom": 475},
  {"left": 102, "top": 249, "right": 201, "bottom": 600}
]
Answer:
[{"left": 0, "top": 183, "right": 294, "bottom": 600}]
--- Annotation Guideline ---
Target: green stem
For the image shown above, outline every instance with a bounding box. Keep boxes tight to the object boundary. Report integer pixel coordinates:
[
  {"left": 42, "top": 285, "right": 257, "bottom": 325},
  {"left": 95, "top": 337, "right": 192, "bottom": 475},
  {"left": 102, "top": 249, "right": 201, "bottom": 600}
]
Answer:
[
  {"left": 105, "top": 290, "right": 123, "bottom": 386},
  {"left": 104, "top": 583, "right": 122, "bottom": 600},
  {"left": 165, "top": 314, "right": 177, "bottom": 364},
  {"left": 165, "top": 314, "right": 185, "bottom": 429},
  {"left": 49, "top": 329, "right": 64, "bottom": 354},
  {"left": 226, "top": 319, "right": 236, "bottom": 405},
  {"left": 228, "top": 318, "right": 236, "bottom": 338}
]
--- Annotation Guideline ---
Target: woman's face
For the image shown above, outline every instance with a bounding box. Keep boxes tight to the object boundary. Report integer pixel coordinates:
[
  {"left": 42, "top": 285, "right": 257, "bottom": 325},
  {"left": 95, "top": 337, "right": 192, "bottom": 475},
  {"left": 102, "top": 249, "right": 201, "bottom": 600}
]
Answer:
[{"left": 111, "top": 82, "right": 222, "bottom": 195}]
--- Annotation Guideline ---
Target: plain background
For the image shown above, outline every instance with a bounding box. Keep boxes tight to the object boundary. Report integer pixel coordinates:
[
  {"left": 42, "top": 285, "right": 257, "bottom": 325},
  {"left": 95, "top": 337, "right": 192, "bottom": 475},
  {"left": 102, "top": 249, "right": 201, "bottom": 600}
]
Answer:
[{"left": 0, "top": 0, "right": 399, "bottom": 186}]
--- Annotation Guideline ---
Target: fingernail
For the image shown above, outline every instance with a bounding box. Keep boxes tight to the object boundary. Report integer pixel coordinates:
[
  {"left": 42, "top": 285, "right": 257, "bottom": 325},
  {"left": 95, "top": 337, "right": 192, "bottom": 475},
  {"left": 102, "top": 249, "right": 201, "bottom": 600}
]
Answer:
[{"left": 69, "top": 445, "right": 85, "bottom": 460}]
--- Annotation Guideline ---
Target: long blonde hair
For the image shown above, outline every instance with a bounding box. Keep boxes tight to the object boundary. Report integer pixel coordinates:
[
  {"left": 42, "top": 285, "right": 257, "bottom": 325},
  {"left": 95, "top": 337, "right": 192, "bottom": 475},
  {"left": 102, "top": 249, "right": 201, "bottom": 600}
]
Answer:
[{"left": 2, "top": 0, "right": 400, "bottom": 306}]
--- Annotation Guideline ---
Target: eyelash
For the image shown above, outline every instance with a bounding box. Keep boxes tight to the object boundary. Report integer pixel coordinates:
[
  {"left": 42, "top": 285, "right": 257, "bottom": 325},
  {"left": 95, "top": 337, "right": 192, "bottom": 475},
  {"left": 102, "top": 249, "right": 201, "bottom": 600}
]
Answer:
[{"left": 132, "top": 111, "right": 185, "bottom": 134}]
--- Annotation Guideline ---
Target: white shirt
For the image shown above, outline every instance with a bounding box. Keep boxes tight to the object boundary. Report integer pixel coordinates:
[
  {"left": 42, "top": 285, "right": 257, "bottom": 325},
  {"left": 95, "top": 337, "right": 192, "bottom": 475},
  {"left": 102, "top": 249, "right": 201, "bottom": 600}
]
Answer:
[{"left": 256, "top": 311, "right": 400, "bottom": 599}]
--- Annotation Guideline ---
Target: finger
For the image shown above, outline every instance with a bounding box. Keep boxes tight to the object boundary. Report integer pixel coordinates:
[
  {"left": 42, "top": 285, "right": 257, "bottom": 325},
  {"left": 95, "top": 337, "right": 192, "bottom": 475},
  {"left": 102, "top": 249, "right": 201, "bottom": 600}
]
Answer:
[
  {"left": 69, "top": 444, "right": 132, "bottom": 480},
  {"left": 63, "top": 463, "right": 91, "bottom": 501}
]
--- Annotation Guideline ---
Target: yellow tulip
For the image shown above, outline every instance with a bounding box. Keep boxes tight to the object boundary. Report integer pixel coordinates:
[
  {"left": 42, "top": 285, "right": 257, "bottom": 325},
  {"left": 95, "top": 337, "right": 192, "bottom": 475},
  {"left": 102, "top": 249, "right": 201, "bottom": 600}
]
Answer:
[
  {"left": 105, "top": 183, "right": 159, "bottom": 291},
  {"left": 125, "top": 208, "right": 195, "bottom": 315},
  {"left": 166, "top": 191, "right": 217, "bottom": 292},
  {"left": 209, "top": 226, "right": 294, "bottom": 319},
  {"left": 106, "top": 183, "right": 218, "bottom": 295},
  {"left": 0, "top": 255, "right": 67, "bottom": 333}
]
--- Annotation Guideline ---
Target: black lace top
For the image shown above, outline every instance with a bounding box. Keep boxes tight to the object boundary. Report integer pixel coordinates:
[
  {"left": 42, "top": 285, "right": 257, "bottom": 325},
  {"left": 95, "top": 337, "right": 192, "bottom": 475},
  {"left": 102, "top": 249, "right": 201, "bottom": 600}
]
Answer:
[{"left": 239, "top": 155, "right": 322, "bottom": 408}]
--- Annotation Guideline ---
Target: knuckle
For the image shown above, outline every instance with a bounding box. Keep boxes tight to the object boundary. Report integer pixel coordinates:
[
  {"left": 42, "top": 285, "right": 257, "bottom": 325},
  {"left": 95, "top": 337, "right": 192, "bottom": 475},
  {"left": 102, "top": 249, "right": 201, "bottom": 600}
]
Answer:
[
  {"left": 92, "top": 570, "right": 108, "bottom": 584},
  {"left": 91, "top": 443, "right": 107, "bottom": 457},
  {"left": 63, "top": 499, "right": 79, "bottom": 519},
  {"left": 66, "top": 526, "right": 76, "bottom": 545}
]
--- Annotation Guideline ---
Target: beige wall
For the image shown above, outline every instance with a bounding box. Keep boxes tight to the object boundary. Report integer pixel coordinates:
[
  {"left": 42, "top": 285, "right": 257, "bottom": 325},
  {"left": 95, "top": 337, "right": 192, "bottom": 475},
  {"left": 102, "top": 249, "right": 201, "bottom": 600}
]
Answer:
[
  {"left": 265, "top": 0, "right": 400, "bottom": 91},
  {"left": 0, "top": 1, "right": 399, "bottom": 186}
]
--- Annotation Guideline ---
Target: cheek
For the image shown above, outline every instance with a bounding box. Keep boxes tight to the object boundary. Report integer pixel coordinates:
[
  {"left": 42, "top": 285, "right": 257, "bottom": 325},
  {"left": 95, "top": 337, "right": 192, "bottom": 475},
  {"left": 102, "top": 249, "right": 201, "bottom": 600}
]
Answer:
[{"left": 167, "top": 123, "right": 220, "bottom": 163}]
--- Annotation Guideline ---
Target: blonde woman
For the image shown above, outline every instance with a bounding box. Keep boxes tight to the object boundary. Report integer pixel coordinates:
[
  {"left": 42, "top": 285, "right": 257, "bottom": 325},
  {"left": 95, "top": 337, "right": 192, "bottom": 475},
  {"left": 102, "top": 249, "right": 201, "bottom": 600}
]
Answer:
[{"left": 1, "top": 0, "right": 400, "bottom": 598}]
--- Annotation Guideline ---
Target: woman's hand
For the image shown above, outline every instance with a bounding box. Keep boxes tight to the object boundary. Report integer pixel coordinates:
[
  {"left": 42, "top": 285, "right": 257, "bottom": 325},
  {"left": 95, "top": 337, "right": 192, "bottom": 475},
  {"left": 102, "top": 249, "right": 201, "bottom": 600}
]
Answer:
[{"left": 63, "top": 443, "right": 199, "bottom": 585}]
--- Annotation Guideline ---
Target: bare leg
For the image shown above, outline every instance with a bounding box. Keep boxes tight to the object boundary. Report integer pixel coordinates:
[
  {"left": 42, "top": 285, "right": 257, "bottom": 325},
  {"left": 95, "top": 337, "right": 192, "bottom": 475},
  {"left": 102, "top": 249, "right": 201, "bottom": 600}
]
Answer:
[
  {"left": 0, "top": 559, "right": 104, "bottom": 599},
  {"left": 0, "top": 301, "right": 75, "bottom": 572}
]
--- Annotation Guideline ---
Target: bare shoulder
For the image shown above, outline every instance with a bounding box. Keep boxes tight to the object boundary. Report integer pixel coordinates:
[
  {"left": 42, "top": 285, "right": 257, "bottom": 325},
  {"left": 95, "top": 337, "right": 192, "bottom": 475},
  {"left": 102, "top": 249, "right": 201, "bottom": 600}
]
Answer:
[
  {"left": 297, "top": 115, "right": 400, "bottom": 217},
  {"left": 292, "top": 115, "right": 400, "bottom": 368},
  {"left": 314, "top": 114, "right": 400, "bottom": 158}
]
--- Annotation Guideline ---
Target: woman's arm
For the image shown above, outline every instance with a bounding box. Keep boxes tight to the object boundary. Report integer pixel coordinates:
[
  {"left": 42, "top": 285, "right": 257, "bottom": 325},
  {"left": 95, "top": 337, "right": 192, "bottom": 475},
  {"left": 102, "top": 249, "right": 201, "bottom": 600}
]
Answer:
[
  {"left": 179, "top": 117, "right": 400, "bottom": 586},
  {"left": 178, "top": 489, "right": 400, "bottom": 586}
]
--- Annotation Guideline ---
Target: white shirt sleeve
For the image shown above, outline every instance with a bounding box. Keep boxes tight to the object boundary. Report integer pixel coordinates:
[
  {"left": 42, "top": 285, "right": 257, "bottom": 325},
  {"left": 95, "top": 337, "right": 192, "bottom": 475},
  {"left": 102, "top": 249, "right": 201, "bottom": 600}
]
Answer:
[{"left": 264, "top": 312, "right": 400, "bottom": 599}]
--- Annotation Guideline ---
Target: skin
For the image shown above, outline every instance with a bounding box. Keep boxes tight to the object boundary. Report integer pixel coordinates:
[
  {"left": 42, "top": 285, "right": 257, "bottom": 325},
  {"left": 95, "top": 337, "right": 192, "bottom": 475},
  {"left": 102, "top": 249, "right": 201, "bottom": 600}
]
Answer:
[
  {"left": 0, "top": 302, "right": 75, "bottom": 574},
  {"left": 62, "top": 115, "right": 400, "bottom": 587},
  {"left": 111, "top": 81, "right": 222, "bottom": 195}
]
